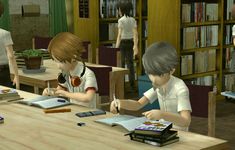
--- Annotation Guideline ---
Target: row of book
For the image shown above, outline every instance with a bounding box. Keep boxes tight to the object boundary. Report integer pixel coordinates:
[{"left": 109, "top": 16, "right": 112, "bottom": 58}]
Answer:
[
  {"left": 225, "top": 25, "right": 234, "bottom": 45},
  {"left": 185, "top": 75, "right": 217, "bottom": 86},
  {"left": 224, "top": 74, "right": 235, "bottom": 91},
  {"left": 182, "top": 3, "right": 218, "bottom": 23},
  {"left": 225, "top": 47, "right": 235, "bottom": 71},
  {"left": 181, "top": 49, "right": 216, "bottom": 75},
  {"left": 126, "top": 120, "right": 179, "bottom": 147},
  {"left": 183, "top": 25, "right": 218, "bottom": 49},
  {"left": 226, "top": 0, "right": 234, "bottom": 20},
  {"left": 100, "top": 0, "right": 137, "bottom": 18}
]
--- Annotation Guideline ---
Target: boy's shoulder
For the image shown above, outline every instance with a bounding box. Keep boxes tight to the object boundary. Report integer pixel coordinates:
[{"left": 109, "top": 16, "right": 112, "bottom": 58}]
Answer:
[{"left": 170, "top": 76, "right": 188, "bottom": 89}]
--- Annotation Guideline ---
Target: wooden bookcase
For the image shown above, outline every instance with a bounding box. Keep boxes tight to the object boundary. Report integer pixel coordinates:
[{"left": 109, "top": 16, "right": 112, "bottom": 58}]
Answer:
[
  {"left": 73, "top": 0, "right": 148, "bottom": 75},
  {"left": 147, "top": 0, "right": 235, "bottom": 96}
]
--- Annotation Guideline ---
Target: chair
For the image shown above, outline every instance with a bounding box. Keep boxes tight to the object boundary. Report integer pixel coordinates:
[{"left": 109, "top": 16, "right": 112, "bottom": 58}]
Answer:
[
  {"left": 96, "top": 46, "right": 121, "bottom": 67},
  {"left": 81, "top": 41, "right": 92, "bottom": 63},
  {"left": 87, "top": 66, "right": 114, "bottom": 109},
  {"left": 32, "top": 36, "right": 53, "bottom": 60},
  {"left": 187, "top": 84, "right": 216, "bottom": 137}
]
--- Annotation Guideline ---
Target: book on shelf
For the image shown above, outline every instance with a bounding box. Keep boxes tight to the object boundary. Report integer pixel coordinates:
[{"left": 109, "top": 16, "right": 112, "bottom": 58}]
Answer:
[
  {"left": 183, "top": 26, "right": 218, "bottom": 49},
  {"left": 181, "top": 54, "right": 193, "bottom": 76},
  {"left": 134, "top": 120, "right": 172, "bottom": 136},
  {"left": 95, "top": 115, "right": 148, "bottom": 131},
  {"left": 129, "top": 133, "right": 179, "bottom": 147},
  {"left": 226, "top": 0, "right": 234, "bottom": 20},
  {"left": 18, "top": 96, "right": 70, "bottom": 109}
]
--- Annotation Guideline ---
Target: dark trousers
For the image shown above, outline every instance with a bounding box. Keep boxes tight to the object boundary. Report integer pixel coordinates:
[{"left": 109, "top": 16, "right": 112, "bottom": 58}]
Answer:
[
  {"left": 0, "top": 66, "right": 12, "bottom": 87},
  {"left": 120, "top": 40, "right": 135, "bottom": 88}
]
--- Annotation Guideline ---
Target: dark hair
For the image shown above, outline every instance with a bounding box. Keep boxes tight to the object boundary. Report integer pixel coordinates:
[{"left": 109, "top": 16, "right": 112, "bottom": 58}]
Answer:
[
  {"left": 0, "top": 1, "right": 4, "bottom": 17},
  {"left": 142, "top": 42, "right": 178, "bottom": 76},
  {"left": 117, "top": 0, "right": 133, "bottom": 17}
]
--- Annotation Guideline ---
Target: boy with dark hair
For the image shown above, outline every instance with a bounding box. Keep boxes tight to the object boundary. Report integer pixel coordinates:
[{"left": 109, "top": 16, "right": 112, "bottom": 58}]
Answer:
[
  {"left": 116, "top": 0, "right": 138, "bottom": 92},
  {"left": 110, "top": 42, "right": 192, "bottom": 131}
]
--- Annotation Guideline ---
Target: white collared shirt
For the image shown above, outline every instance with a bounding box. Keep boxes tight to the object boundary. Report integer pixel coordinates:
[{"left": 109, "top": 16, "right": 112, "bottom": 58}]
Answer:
[
  {"left": 0, "top": 29, "right": 13, "bottom": 65},
  {"left": 63, "top": 62, "right": 98, "bottom": 108},
  {"left": 144, "top": 75, "right": 192, "bottom": 131},
  {"left": 118, "top": 15, "right": 137, "bottom": 39}
]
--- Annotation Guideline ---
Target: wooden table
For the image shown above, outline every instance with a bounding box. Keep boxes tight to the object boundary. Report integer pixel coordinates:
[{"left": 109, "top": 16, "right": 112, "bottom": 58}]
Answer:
[
  {"left": 0, "top": 86, "right": 229, "bottom": 150},
  {"left": 11, "top": 59, "right": 129, "bottom": 98}
]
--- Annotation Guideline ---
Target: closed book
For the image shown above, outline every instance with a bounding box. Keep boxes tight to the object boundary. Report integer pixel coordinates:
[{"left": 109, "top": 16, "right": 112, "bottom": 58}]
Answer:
[
  {"left": 134, "top": 120, "right": 172, "bottom": 136},
  {"left": 130, "top": 130, "right": 178, "bottom": 142},
  {"left": 0, "top": 88, "right": 19, "bottom": 98},
  {"left": 131, "top": 135, "right": 179, "bottom": 147}
]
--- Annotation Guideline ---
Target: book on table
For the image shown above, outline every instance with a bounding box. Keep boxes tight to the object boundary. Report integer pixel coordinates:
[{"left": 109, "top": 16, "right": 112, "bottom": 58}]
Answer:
[
  {"left": 0, "top": 88, "right": 21, "bottom": 101},
  {"left": 130, "top": 133, "right": 179, "bottom": 147},
  {"left": 127, "top": 120, "right": 179, "bottom": 147},
  {"left": 18, "top": 95, "right": 71, "bottom": 109},
  {"left": 134, "top": 120, "right": 173, "bottom": 136},
  {"left": 95, "top": 115, "right": 148, "bottom": 131}
]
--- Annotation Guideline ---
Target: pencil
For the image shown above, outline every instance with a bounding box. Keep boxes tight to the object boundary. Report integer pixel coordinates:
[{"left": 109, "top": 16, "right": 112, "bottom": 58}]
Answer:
[{"left": 44, "top": 108, "right": 71, "bottom": 113}]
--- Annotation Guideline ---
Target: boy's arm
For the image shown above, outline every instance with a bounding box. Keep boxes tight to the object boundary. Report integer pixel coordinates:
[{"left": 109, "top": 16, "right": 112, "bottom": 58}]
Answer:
[
  {"left": 143, "top": 109, "right": 191, "bottom": 127},
  {"left": 233, "top": 37, "right": 235, "bottom": 46},
  {"left": 6, "top": 45, "right": 20, "bottom": 89},
  {"left": 110, "top": 96, "right": 149, "bottom": 113},
  {"left": 56, "top": 89, "right": 96, "bottom": 102},
  {"left": 115, "top": 28, "right": 122, "bottom": 48},
  {"left": 132, "top": 27, "right": 138, "bottom": 56}
]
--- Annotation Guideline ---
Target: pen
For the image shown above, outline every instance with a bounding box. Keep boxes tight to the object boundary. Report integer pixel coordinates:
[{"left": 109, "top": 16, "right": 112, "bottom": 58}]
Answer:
[
  {"left": 113, "top": 94, "right": 119, "bottom": 113},
  {"left": 57, "top": 99, "right": 66, "bottom": 103},
  {"left": 44, "top": 108, "right": 71, "bottom": 113}
]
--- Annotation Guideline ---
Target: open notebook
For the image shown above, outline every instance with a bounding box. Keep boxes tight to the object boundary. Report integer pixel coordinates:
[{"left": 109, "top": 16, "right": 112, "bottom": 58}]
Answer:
[
  {"left": 18, "top": 96, "right": 71, "bottom": 109},
  {"left": 95, "top": 115, "right": 148, "bottom": 132}
]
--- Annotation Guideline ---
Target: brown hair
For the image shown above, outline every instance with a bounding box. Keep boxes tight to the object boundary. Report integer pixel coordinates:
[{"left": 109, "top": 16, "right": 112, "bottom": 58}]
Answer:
[
  {"left": 48, "top": 32, "right": 85, "bottom": 63},
  {"left": 0, "top": 1, "right": 4, "bottom": 16}
]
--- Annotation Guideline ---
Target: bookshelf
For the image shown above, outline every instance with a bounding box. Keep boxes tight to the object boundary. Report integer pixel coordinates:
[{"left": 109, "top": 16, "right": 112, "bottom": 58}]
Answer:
[
  {"left": 74, "top": 0, "right": 148, "bottom": 75},
  {"left": 147, "top": 0, "right": 235, "bottom": 97}
]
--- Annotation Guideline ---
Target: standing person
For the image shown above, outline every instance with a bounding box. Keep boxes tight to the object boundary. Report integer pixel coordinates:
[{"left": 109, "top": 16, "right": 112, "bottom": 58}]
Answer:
[
  {"left": 42, "top": 32, "right": 98, "bottom": 108},
  {"left": 0, "top": 1, "right": 19, "bottom": 89},
  {"left": 116, "top": 0, "right": 138, "bottom": 92},
  {"left": 110, "top": 42, "right": 192, "bottom": 131}
]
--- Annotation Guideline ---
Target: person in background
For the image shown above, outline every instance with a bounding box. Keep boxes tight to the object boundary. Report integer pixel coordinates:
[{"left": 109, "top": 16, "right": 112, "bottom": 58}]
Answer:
[
  {"left": 110, "top": 42, "right": 192, "bottom": 131},
  {"left": 116, "top": 0, "right": 138, "bottom": 92},
  {"left": 42, "top": 32, "right": 98, "bottom": 108},
  {"left": 0, "top": 1, "right": 19, "bottom": 89}
]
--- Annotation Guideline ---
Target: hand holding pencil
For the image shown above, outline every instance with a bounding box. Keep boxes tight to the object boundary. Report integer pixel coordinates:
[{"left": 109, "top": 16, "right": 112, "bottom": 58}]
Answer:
[{"left": 110, "top": 94, "right": 120, "bottom": 114}]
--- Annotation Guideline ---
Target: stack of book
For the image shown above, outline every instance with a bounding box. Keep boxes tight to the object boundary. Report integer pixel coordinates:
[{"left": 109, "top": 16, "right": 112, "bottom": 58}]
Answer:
[
  {"left": 126, "top": 120, "right": 179, "bottom": 147},
  {"left": 0, "top": 88, "right": 21, "bottom": 102}
]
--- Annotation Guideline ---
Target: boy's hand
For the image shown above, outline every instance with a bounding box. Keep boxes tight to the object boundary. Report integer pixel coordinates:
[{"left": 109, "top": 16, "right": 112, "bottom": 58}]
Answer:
[
  {"left": 133, "top": 46, "right": 138, "bottom": 57},
  {"left": 110, "top": 100, "right": 120, "bottom": 114},
  {"left": 142, "top": 109, "right": 163, "bottom": 120},
  {"left": 42, "top": 88, "right": 57, "bottom": 96}
]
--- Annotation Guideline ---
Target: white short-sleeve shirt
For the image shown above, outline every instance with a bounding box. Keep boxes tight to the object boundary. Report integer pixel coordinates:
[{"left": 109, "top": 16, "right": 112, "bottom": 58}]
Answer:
[
  {"left": 62, "top": 62, "right": 98, "bottom": 108},
  {"left": 118, "top": 15, "right": 137, "bottom": 39},
  {"left": 0, "top": 28, "right": 13, "bottom": 65},
  {"left": 144, "top": 75, "right": 192, "bottom": 131}
]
